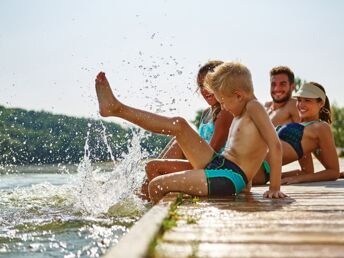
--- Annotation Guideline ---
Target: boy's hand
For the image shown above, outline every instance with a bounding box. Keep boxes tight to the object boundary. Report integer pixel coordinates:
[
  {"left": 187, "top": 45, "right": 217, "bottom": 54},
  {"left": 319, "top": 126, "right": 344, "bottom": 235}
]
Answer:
[{"left": 263, "top": 190, "right": 287, "bottom": 199}]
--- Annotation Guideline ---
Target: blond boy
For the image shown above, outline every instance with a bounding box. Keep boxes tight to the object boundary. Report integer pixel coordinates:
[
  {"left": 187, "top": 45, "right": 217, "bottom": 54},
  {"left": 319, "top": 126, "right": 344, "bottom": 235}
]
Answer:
[{"left": 95, "top": 62, "right": 286, "bottom": 203}]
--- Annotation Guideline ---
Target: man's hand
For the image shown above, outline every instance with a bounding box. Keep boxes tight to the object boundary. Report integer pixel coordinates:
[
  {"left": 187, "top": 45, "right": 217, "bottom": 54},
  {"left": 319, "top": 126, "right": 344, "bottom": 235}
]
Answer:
[{"left": 263, "top": 190, "right": 287, "bottom": 199}]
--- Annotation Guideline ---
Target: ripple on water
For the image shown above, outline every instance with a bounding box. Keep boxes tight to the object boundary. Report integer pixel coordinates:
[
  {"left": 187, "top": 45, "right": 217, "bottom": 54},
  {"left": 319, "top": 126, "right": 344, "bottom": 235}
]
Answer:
[{"left": 0, "top": 129, "right": 152, "bottom": 257}]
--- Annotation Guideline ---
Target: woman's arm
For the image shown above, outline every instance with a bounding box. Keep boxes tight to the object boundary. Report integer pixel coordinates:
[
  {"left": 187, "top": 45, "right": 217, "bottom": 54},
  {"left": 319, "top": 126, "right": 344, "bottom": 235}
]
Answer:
[
  {"left": 209, "top": 110, "right": 233, "bottom": 152},
  {"left": 282, "top": 123, "right": 339, "bottom": 184},
  {"left": 282, "top": 154, "right": 314, "bottom": 178}
]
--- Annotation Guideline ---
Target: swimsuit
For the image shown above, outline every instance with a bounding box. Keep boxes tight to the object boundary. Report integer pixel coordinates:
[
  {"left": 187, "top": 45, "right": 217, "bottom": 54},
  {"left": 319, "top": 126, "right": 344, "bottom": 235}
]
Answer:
[
  {"left": 198, "top": 109, "right": 225, "bottom": 153},
  {"left": 205, "top": 154, "right": 248, "bottom": 196},
  {"left": 262, "top": 160, "right": 271, "bottom": 184},
  {"left": 263, "top": 120, "right": 319, "bottom": 183},
  {"left": 198, "top": 109, "right": 215, "bottom": 144},
  {"left": 276, "top": 120, "right": 319, "bottom": 159}
]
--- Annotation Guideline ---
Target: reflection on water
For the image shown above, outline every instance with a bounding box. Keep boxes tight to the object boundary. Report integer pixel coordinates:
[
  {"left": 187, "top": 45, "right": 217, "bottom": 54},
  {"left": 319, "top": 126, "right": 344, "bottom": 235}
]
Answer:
[{"left": 0, "top": 130, "right": 150, "bottom": 258}]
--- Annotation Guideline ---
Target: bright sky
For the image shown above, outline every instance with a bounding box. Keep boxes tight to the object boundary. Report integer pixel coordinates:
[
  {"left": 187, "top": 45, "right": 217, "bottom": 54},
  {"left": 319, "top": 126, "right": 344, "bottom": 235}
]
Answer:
[{"left": 1, "top": 0, "right": 344, "bottom": 125}]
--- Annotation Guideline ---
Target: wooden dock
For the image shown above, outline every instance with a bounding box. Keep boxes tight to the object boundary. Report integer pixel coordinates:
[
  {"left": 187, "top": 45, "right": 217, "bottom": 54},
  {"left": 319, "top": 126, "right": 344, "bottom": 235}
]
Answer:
[
  {"left": 104, "top": 160, "right": 344, "bottom": 258},
  {"left": 154, "top": 179, "right": 344, "bottom": 257}
]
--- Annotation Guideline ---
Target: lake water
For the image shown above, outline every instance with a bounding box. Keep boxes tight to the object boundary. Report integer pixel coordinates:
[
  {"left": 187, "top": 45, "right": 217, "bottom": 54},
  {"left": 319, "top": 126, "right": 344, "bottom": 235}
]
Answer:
[{"left": 0, "top": 133, "right": 150, "bottom": 258}]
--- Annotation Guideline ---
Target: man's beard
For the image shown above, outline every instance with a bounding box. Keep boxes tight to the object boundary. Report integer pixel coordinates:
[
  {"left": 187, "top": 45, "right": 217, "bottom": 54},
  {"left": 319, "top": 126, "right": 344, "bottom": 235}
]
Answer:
[{"left": 272, "top": 91, "right": 292, "bottom": 104}]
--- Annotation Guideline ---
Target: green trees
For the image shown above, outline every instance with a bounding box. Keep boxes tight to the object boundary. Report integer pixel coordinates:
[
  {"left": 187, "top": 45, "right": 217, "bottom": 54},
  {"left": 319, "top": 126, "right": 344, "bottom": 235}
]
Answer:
[
  {"left": 332, "top": 104, "right": 344, "bottom": 156},
  {"left": 0, "top": 105, "right": 169, "bottom": 165},
  {"left": 1, "top": 102, "right": 343, "bottom": 166}
]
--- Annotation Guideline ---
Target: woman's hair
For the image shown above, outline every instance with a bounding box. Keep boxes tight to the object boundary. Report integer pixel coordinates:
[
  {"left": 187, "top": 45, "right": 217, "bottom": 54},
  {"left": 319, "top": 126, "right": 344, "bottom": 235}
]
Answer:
[
  {"left": 197, "top": 60, "right": 223, "bottom": 122},
  {"left": 197, "top": 60, "right": 224, "bottom": 88},
  {"left": 310, "top": 82, "right": 332, "bottom": 124}
]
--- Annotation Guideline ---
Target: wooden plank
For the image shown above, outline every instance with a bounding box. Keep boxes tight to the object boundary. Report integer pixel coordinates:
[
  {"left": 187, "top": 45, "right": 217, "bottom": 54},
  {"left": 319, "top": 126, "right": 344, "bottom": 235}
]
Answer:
[{"left": 154, "top": 178, "right": 344, "bottom": 258}]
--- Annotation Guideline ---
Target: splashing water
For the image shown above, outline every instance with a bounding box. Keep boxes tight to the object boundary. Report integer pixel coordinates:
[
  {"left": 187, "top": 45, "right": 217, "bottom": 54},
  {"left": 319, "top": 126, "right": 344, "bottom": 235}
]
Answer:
[
  {"left": 0, "top": 124, "right": 152, "bottom": 257},
  {"left": 73, "top": 125, "right": 148, "bottom": 216}
]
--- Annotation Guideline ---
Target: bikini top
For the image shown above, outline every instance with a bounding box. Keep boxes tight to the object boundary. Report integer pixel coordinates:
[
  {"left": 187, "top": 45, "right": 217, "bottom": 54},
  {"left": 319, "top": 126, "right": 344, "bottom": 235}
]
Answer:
[
  {"left": 276, "top": 120, "right": 319, "bottom": 159},
  {"left": 198, "top": 109, "right": 215, "bottom": 144}
]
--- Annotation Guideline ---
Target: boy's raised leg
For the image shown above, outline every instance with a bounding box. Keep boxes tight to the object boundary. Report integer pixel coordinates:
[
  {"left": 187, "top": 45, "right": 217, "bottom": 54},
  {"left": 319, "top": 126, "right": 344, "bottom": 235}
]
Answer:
[
  {"left": 95, "top": 72, "right": 122, "bottom": 117},
  {"left": 95, "top": 72, "right": 214, "bottom": 169}
]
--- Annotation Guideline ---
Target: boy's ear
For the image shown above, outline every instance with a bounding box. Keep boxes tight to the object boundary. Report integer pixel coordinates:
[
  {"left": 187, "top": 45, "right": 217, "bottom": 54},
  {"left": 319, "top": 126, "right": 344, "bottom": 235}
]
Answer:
[{"left": 233, "top": 90, "right": 243, "bottom": 99}]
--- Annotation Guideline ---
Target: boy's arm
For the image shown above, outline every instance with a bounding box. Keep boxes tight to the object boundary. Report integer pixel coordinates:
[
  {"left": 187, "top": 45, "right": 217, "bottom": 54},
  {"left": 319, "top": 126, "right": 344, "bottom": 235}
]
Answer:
[{"left": 247, "top": 100, "right": 286, "bottom": 198}]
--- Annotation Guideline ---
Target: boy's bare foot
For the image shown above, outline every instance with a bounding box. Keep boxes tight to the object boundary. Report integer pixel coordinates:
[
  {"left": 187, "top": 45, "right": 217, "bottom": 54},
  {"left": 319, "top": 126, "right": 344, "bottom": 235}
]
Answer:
[{"left": 95, "top": 72, "right": 121, "bottom": 117}]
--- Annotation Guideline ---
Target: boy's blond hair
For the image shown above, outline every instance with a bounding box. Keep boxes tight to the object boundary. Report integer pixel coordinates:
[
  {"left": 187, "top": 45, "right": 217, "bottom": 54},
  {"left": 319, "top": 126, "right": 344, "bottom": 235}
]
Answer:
[{"left": 205, "top": 62, "right": 253, "bottom": 96}]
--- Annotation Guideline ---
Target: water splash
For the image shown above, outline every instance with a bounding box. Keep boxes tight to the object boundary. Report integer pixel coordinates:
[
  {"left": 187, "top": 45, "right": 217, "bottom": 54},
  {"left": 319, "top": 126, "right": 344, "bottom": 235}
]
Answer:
[
  {"left": 73, "top": 126, "right": 149, "bottom": 216},
  {"left": 0, "top": 125, "right": 151, "bottom": 257}
]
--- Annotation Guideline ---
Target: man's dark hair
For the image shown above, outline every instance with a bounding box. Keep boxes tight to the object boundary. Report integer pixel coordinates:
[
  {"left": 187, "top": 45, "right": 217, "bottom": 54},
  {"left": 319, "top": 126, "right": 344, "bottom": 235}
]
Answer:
[{"left": 270, "top": 66, "right": 295, "bottom": 84}]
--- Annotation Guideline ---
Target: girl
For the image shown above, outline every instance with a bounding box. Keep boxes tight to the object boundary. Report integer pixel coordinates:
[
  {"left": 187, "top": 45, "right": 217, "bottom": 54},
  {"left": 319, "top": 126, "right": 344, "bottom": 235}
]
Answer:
[
  {"left": 95, "top": 62, "right": 286, "bottom": 203},
  {"left": 143, "top": 61, "right": 233, "bottom": 190}
]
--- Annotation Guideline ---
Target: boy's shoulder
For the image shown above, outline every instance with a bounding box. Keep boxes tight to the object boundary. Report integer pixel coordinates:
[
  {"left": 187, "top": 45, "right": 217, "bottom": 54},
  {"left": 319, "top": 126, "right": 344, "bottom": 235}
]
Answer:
[
  {"left": 264, "top": 100, "right": 273, "bottom": 109},
  {"left": 246, "top": 98, "right": 264, "bottom": 111},
  {"left": 245, "top": 99, "right": 271, "bottom": 125}
]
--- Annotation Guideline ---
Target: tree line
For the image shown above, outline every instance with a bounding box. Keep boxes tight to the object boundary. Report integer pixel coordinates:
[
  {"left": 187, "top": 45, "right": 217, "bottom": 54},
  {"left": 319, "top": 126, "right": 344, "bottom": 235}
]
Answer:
[
  {"left": 0, "top": 103, "right": 343, "bottom": 166},
  {"left": 0, "top": 105, "right": 170, "bottom": 165}
]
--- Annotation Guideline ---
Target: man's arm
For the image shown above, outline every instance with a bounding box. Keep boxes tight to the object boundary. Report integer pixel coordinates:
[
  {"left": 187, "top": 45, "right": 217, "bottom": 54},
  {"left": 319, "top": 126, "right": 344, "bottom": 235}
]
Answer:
[{"left": 287, "top": 99, "right": 301, "bottom": 123}]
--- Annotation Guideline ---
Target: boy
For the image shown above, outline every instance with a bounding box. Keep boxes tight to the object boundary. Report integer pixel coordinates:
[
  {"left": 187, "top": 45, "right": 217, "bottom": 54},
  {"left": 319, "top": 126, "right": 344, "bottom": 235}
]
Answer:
[{"left": 95, "top": 62, "right": 286, "bottom": 203}]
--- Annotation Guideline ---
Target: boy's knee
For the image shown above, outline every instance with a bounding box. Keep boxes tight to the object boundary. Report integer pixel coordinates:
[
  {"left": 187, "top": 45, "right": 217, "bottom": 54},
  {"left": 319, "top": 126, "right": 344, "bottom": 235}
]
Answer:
[
  {"left": 171, "top": 116, "right": 189, "bottom": 134},
  {"left": 148, "top": 177, "right": 165, "bottom": 195},
  {"left": 148, "top": 178, "right": 159, "bottom": 196},
  {"left": 145, "top": 160, "right": 159, "bottom": 181},
  {"left": 145, "top": 160, "right": 156, "bottom": 173}
]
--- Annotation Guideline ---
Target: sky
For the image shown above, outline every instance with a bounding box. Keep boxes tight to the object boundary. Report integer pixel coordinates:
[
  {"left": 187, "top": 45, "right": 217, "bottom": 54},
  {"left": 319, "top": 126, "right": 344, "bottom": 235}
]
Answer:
[{"left": 1, "top": 0, "right": 344, "bottom": 125}]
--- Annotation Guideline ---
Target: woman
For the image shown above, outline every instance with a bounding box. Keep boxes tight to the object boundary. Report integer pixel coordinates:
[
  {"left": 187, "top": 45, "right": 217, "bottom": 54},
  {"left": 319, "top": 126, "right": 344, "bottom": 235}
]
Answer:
[
  {"left": 254, "top": 82, "right": 340, "bottom": 185},
  {"left": 141, "top": 61, "right": 233, "bottom": 199}
]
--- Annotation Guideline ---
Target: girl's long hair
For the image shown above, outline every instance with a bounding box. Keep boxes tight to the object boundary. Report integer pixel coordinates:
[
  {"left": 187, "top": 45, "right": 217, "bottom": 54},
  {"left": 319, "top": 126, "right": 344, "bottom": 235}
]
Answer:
[{"left": 197, "top": 60, "right": 223, "bottom": 122}]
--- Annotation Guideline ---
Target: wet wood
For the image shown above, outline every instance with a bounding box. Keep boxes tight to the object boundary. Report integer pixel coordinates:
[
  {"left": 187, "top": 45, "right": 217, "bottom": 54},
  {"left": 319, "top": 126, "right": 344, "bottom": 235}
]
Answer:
[{"left": 154, "top": 160, "right": 344, "bottom": 258}]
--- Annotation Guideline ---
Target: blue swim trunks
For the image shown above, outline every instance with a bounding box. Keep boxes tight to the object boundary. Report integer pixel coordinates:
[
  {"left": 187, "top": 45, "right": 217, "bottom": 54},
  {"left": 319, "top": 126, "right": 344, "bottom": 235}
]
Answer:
[{"left": 205, "top": 154, "right": 248, "bottom": 196}]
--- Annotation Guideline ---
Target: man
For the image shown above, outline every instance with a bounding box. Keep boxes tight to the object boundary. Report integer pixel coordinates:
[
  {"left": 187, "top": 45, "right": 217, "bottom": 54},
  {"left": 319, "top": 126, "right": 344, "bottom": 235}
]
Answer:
[
  {"left": 264, "top": 66, "right": 300, "bottom": 125},
  {"left": 253, "top": 66, "right": 308, "bottom": 185}
]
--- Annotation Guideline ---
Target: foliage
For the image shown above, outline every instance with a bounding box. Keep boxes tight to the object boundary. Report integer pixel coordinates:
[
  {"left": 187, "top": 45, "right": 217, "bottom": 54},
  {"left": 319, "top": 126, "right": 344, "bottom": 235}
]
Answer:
[
  {"left": 191, "top": 109, "right": 203, "bottom": 128},
  {"left": 332, "top": 104, "right": 344, "bottom": 149},
  {"left": 2, "top": 102, "right": 343, "bottom": 165},
  {"left": 0, "top": 105, "right": 170, "bottom": 165},
  {"left": 294, "top": 76, "right": 307, "bottom": 92}
]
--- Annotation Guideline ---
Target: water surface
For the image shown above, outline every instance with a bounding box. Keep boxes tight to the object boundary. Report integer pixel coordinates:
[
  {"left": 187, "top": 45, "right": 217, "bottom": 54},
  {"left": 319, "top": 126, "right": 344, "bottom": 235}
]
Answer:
[{"left": 0, "top": 146, "right": 149, "bottom": 258}]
